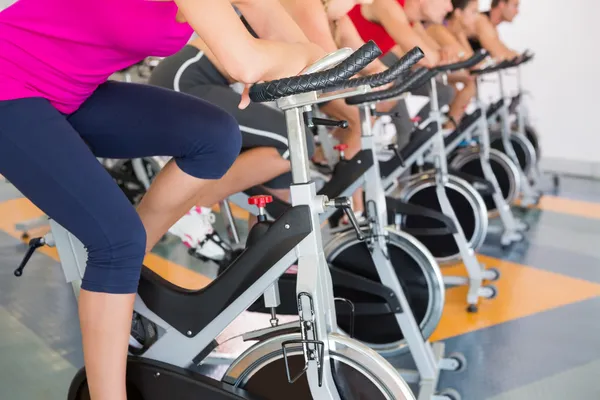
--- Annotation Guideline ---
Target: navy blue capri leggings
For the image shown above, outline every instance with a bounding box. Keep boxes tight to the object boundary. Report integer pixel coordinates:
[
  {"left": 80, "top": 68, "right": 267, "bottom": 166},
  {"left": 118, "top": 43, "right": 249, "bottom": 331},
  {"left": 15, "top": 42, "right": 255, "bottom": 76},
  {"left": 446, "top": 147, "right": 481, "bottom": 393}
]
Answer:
[{"left": 0, "top": 81, "right": 241, "bottom": 294}]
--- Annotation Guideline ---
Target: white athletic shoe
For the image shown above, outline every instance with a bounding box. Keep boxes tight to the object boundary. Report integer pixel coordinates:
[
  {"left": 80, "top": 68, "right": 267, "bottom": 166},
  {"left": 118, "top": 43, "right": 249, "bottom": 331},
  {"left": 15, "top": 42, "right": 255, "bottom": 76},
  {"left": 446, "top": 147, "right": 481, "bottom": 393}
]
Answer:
[{"left": 169, "top": 206, "right": 227, "bottom": 262}]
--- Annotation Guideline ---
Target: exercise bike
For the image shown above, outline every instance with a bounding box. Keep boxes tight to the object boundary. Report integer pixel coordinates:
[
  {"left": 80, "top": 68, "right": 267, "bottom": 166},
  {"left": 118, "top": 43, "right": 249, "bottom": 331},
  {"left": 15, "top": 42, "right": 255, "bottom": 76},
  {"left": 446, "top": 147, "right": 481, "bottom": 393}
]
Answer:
[
  {"left": 449, "top": 56, "right": 533, "bottom": 247},
  {"left": 15, "top": 43, "right": 432, "bottom": 400},
  {"left": 379, "top": 51, "right": 492, "bottom": 266},
  {"left": 221, "top": 49, "right": 467, "bottom": 400}
]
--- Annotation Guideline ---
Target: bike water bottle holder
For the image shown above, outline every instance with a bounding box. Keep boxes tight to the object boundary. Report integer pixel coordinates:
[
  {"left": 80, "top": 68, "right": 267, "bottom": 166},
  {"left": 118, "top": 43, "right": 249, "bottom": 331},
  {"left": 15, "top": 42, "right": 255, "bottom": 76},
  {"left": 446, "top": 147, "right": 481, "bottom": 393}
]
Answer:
[{"left": 282, "top": 292, "right": 325, "bottom": 385}]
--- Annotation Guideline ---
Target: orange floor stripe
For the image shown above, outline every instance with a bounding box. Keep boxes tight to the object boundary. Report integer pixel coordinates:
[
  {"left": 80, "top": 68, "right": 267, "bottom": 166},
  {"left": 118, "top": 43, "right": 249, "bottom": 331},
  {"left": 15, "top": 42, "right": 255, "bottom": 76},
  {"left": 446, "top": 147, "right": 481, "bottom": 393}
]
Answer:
[
  {"left": 431, "top": 254, "right": 600, "bottom": 341},
  {"left": 0, "top": 198, "right": 211, "bottom": 289},
  {"left": 535, "top": 195, "right": 600, "bottom": 220}
]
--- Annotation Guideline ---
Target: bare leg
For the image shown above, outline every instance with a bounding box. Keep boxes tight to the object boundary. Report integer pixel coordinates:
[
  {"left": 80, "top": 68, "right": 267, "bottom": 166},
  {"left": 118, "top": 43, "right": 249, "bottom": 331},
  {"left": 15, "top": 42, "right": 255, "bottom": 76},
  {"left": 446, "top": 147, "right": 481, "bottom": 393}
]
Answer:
[
  {"left": 79, "top": 158, "right": 224, "bottom": 400},
  {"left": 195, "top": 148, "right": 290, "bottom": 209},
  {"left": 446, "top": 81, "right": 476, "bottom": 128},
  {"left": 79, "top": 292, "right": 135, "bottom": 400},
  {"left": 136, "top": 160, "right": 220, "bottom": 250}
]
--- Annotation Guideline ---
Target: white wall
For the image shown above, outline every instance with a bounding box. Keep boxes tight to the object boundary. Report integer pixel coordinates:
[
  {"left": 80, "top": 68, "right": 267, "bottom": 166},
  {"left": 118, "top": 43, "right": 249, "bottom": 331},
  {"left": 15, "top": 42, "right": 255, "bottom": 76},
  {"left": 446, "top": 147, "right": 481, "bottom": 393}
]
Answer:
[{"left": 479, "top": 0, "right": 600, "bottom": 177}]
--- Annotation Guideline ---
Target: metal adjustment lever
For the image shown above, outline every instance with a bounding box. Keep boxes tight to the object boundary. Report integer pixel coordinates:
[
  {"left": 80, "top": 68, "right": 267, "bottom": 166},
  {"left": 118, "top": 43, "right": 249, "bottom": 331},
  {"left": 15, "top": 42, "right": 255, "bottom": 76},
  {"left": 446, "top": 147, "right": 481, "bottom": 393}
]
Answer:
[
  {"left": 311, "top": 117, "right": 349, "bottom": 129},
  {"left": 14, "top": 237, "right": 46, "bottom": 277},
  {"left": 303, "top": 110, "right": 349, "bottom": 129},
  {"left": 325, "top": 197, "right": 365, "bottom": 241},
  {"left": 248, "top": 195, "right": 273, "bottom": 222},
  {"left": 334, "top": 143, "right": 348, "bottom": 160},
  {"left": 386, "top": 143, "right": 406, "bottom": 167}
]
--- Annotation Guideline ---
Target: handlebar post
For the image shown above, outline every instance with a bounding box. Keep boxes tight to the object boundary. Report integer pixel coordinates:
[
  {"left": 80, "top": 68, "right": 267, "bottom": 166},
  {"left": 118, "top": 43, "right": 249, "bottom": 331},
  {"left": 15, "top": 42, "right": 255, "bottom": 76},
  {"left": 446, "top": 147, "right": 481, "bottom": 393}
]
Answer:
[
  {"left": 497, "top": 70, "right": 507, "bottom": 101},
  {"left": 359, "top": 106, "right": 373, "bottom": 138},
  {"left": 474, "top": 76, "right": 491, "bottom": 160},
  {"left": 517, "top": 65, "right": 523, "bottom": 93},
  {"left": 286, "top": 105, "right": 312, "bottom": 184},
  {"left": 429, "top": 77, "right": 449, "bottom": 181}
]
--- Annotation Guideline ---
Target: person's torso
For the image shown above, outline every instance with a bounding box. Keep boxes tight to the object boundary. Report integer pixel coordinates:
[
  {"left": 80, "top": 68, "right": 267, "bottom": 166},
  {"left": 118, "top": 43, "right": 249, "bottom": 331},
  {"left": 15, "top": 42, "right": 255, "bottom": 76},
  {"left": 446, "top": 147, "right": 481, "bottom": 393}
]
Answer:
[
  {"left": 0, "top": 0, "right": 194, "bottom": 113},
  {"left": 347, "top": 0, "right": 406, "bottom": 56}
]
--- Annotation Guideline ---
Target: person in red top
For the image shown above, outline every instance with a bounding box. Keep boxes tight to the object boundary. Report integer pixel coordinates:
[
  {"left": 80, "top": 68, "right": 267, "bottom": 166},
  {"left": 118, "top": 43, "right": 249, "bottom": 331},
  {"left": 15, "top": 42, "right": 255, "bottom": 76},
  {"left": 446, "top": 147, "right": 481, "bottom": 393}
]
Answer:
[{"left": 349, "top": 0, "right": 461, "bottom": 129}]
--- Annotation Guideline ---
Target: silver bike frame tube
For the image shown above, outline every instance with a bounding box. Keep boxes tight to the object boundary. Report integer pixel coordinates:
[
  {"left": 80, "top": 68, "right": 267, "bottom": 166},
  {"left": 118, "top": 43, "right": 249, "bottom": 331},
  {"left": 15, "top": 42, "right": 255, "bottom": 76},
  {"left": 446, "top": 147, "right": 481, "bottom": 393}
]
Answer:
[
  {"left": 474, "top": 77, "right": 524, "bottom": 241},
  {"left": 284, "top": 102, "right": 342, "bottom": 399},
  {"left": 430, "top": 77, "right": 484, "bottom": 306},
  {"left": 497, "top": 71, "right": 537, "bottom": 202},
  {"left": 359, "top": 105, "right": 440, "bottom": 387}
]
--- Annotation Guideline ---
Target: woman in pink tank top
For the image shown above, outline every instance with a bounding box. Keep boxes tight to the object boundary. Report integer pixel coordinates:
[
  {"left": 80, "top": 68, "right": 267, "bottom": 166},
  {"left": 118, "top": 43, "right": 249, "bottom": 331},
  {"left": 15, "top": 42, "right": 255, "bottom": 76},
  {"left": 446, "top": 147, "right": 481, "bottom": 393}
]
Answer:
[{"left": 0, "top": 1, "right": 324, "bottom": 398}]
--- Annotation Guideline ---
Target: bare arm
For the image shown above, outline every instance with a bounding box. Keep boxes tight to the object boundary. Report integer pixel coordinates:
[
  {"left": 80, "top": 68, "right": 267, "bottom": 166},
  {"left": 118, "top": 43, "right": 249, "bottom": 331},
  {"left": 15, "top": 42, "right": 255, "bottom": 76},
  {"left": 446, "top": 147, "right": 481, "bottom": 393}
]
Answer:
[
  {"left": 426, "top": 23, "right": 475, "bottom": 62},
  {"left": 278, "top": 0, "right": 339, "bottom": 53},
  {"left": 413, "top": 22, "right": 441, "bottom": 52},
  {"left": 232, "top": 0, "right": 309, "bottom": 43},
  {"left": 334, "top": 16, "right": 387, "bottom": 75},
  {"left": 475, "top": 16, "right": 519, "bottom": 60},
  {"left": 368, "top": 0, "right": 439, "bottom": 67},
  {"left": 175, "top": 0, "right": 323, "bottom": 84}
]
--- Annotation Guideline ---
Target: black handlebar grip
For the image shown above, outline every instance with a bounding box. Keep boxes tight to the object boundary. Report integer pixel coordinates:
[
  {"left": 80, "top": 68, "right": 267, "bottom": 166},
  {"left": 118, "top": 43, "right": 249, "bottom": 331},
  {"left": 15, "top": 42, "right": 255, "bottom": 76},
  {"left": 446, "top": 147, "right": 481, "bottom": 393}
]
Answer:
[
  {"left": 249, "top": 41, "right": 381, "bottom": 103},
  {"left": 435, "top": 49, "right": 489, "bottom": 73},
  {"left": 344, "top": 47, "right": 424, "bottom": 89},
  {"left": 345, "top": 67, "right": 434, "bottom": 105}
]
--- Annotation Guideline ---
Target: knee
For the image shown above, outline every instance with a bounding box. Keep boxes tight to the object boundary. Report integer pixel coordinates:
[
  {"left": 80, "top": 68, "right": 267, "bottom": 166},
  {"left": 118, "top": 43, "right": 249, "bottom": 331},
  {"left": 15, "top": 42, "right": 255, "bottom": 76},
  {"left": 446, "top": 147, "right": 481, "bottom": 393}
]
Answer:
[
  {"left": 176, "top": 107, "right": 242, "bottom": 179},
  {"left": 81, "top": 213, "right": 147, "bottom": 294}
]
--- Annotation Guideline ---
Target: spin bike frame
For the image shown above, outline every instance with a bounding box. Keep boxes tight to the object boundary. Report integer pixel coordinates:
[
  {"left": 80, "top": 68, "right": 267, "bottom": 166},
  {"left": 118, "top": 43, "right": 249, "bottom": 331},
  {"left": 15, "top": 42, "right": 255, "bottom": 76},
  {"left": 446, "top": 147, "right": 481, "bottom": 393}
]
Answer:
[
  {"left": 471, "top": 62, "right": 528, "bottom": 244},
  {"left": 425, "top": 75, "right": 496, "bottom": 308},
  {"left": 514, "top": 55, "right": 544, "bottom": 188},
  {"left": 353, "top": 94, "right": 454, "bottom": 400},
  {"left": 22, "top": 46, "right": 417, "bottom": 400},
  {"left": 494, "top": 58, "right": 540, "bottom": 206},
  {"left": 230, "top": 49, "right": 460, "bottom": 399}
]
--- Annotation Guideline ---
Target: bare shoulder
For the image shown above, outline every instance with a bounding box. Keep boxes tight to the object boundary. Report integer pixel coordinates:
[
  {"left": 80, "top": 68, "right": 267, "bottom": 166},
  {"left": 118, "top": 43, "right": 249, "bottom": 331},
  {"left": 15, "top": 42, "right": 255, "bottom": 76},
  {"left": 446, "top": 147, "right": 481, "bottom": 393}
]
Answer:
[{"left": 475, "top": 14, "right": 495, "bottom": 35}]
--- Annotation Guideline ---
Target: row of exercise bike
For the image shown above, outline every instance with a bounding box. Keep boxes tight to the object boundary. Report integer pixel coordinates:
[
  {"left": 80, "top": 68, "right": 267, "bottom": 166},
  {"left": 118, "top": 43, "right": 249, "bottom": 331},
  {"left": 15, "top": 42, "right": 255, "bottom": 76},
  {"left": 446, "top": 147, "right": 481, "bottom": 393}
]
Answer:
[{"left": 13, "top": 43, "right": 552, "bottom": 400}]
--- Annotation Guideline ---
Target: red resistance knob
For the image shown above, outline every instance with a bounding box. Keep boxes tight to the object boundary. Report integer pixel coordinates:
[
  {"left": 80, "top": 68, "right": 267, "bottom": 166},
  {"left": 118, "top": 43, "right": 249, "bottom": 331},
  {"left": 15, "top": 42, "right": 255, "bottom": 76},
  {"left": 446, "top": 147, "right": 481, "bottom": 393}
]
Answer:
[
  {"left": 411, "top": 116, "right": 422, "bottom": 124},
  {"left": 248, "top": 195, "right": 273, "bottom": 209},
  {"left": 334, "top": 143, "right": 349, "bottom": 160}
]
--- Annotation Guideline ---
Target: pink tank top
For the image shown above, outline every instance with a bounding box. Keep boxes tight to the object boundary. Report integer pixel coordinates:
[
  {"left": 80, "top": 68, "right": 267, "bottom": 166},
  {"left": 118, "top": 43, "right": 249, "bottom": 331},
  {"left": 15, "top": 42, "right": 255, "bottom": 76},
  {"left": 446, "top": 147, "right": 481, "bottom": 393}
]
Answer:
[{"left": 0, "top": 0, "right": 194, "bottom": 114}]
